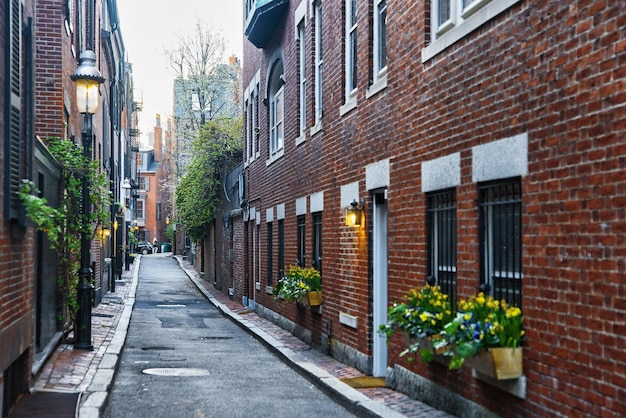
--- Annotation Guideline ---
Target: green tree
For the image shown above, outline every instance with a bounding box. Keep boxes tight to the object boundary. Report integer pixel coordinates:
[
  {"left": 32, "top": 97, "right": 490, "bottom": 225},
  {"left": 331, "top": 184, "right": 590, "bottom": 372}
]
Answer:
[{"left": 175, "top": 117, "right": 242, "bottom": 242}]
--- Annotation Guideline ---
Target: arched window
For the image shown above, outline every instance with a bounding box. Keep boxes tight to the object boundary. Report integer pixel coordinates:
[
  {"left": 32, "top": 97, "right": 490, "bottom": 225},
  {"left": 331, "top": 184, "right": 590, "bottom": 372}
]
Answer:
[{"left": 268, "top": 60, "right": 285, "bottom": 156}]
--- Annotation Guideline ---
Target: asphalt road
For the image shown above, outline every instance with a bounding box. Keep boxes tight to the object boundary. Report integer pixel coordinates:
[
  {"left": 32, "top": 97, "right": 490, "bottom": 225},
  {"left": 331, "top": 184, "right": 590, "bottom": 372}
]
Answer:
[{"left": 104, "top": 256, "right": 355, "bottom": 418}]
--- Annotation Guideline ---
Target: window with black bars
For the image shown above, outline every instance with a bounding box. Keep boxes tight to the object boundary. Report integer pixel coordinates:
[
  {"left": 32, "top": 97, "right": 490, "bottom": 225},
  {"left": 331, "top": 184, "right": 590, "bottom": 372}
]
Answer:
[
  {"left": 312, "top": 213, "right": 322, "bottom": 274},
  {"left": 297, "top": 215, "right": 306, "bottom": 267},
  {"left": 427, "top": 189, "right": 457, "bottom": 305},
  {"left": 479, "top": 178, "right": 522, "bottom": 307},
  {"left": 277, "top": 219, "right": 284, "bottom": 283},
  {"left": 267, "top": 222, "right": 273, "bottom": 286}
]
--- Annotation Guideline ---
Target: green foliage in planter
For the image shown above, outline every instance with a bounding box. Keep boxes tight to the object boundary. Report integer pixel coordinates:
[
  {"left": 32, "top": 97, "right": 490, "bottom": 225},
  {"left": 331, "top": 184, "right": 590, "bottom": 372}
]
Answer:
[
  {"left": 19, "top": 137, "right": 112, "bottom": 337},
  {"left": 273, "top": 265, "right": 322, "bottom": 303},
  {"left": 379, "top": 285, "right": 454, "bottom": 361},
  {"left": 441, "top": 293, "right": 524, "bottom": 370}
]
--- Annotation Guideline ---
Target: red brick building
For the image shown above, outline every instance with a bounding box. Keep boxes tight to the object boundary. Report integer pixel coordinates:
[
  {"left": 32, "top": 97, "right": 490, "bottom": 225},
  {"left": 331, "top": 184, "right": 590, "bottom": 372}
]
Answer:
[
  {"left": 1, "top": 0, "right": 130, "bottom": 414},
  {"left": 1, "top": 2, "right": 37, "bottom": 414},
  {"left": 236, "top": 0, "right": 626, "bottom": 416}
]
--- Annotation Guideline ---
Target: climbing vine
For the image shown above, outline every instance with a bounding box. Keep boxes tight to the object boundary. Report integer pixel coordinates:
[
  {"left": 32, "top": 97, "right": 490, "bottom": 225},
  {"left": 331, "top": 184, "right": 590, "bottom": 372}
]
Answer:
[
  {"left": 175, "top": 117, "right": 242, "bottom": 242},
  {"left": 19, "top": 137, "right": 112, "bottom": 338}
]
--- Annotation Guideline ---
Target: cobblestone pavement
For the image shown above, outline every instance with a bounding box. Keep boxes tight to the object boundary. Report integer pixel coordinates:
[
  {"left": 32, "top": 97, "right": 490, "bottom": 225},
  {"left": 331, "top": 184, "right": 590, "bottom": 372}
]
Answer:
[{"left": 33, "top": 254, "right": 455, "bottom": 417}]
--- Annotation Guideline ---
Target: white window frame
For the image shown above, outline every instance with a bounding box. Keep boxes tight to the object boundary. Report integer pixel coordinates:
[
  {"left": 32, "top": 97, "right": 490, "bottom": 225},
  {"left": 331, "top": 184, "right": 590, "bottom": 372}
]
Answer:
[
  {"left": 311, "top": 0, "right": 324, "bottom": 133},
  {"left": 270, "top": 86, "right": 284, "bottom": 156},
  {"left": 340, "top": 0, "right": 358, "bottom": 115},
  {"left": 367, "top": 0, "right": 388, "bottom": 99},
  {"left": 297, "top": 18, "right": 307, "bottom": 144},
  {"left": 422, "top": 0, "right": 522, "bottom": 62},
  {"left": 135, "top": 198, "right": 146, "bottom": 222},
  {"left": 139, "top": 176, "right": 149, "bottom": 192},
  {"left": 244, "top": 72, "right": 260, "bottom": 165}
]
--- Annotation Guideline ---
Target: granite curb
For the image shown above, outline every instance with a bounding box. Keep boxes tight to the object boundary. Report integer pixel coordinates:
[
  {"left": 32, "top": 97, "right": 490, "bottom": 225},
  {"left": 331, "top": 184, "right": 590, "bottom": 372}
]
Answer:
[
  {"left": 77, "top": 256, "right": 141, "bottom": 418},
  {"left": 176, "top": 256, "right": 406, "bottom": 418}
]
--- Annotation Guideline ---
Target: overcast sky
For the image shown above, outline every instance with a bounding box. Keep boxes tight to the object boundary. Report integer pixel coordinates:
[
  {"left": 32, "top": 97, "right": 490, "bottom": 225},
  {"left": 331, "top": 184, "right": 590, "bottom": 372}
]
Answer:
[{"left": 117, "top": 1, "right": 243, "bottom": 144}]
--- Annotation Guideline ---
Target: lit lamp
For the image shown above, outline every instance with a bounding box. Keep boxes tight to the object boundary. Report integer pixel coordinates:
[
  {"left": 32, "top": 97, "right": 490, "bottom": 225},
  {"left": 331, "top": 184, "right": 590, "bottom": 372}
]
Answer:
[
  {"left": 345, "top": 199, "right": 364, "bottom": 227},
  {"left": 71, "top": 50, "right": 104, "bottom": 350},
  {"left": 165, "top": 216, "right": 170, "bottom": 225}
]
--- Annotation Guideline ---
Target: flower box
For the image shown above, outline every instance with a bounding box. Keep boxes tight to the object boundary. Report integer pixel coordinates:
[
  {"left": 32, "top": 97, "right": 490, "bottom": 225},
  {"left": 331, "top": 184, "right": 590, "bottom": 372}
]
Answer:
[
  {"left": 467, "top": 347, "right": 523, "bottom": 380},
  {"left": 307, "top": 291, "right": 322, "bottom": 306}
]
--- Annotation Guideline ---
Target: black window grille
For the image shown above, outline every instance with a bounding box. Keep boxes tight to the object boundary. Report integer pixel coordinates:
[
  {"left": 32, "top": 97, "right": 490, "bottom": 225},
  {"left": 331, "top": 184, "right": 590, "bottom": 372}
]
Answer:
[
  {"left": 277, "top": 219, "right": 284, "bottom": 281},
  {"left": 479, "top": 178, "right": 522, "bottom": 307},
  {"left": 427, "top": 189, "right": 457, "bottom": 305},
  {"left": 297, "top": 215, "right": 306, "bottom": 267},
  {"left": 267, "top": 222, "right": 273, "bottom": 285},
  {"left": 312, "top": 213, "right": 322, "bottom": 274}
]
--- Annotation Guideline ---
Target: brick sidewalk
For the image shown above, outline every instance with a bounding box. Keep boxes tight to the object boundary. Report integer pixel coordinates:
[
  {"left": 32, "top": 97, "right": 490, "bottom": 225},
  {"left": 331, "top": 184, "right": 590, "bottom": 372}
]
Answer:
[{"left": 34, "top": 261, "right": 136, "bottom": 394}]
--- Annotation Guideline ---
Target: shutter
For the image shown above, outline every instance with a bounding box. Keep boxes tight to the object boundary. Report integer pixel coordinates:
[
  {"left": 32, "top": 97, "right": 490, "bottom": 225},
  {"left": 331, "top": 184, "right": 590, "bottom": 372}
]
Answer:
[{"left": 6, "top": 0, "right": 22, "bottom": 219}]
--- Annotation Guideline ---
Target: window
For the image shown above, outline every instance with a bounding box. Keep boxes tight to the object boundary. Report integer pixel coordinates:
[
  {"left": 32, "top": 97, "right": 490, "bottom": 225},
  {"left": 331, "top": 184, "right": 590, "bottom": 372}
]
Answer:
[
  {"left": 345, "top": 0, "right": 357, "bottom": 96},
  {"left": 135, "top": 199, "right": 145, "bottom": 221},
  {"left": 245, "top": 75, "right": 260, "bottom": 163},
  {"left": 373, "top": 0, "right": 387, "bottom": 76},
  {"left": 479, "top": 179, "right": 522, "bottom": 307},
  {"left": 297, "top": 19, "right": 307, "bottom": 139},
  {"left": 268, "top": 222, "right": 274, "bottom": 285},
  {"left": 267, "top": 62, "right": 284, "bottom": 159},
  {"left": 313, "top": 1, "right": 323, "bottom": 124},
  {"left": 270, "top": 87, "right": 284, "bottom": 155},
  {"left": 297, "top": 215, "right": 306, "bottom": 267},
  {"left": 139, "top": 176, "right": 149, "bottom": 191},
  {"left": 312, "top": 213, "right": 322, "bottom": 273},
  {"left": 427, "top": 190, "right": 457, "bottom": 304},
  {"left": 424, "top": 0, "right": 521, "bottom": 62},
  {"left": 278, "top": 219, "right": 284, "bottom": 281}
]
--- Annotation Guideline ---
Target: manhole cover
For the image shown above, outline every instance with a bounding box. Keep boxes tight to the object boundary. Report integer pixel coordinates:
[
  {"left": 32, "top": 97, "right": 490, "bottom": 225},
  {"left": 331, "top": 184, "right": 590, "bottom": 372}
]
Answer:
[
  {"left": 142, "top": 368, "right": 210, "bottom": 377},
  {"left": 198, "top": 336, "right": 233, "bottom": 340}
]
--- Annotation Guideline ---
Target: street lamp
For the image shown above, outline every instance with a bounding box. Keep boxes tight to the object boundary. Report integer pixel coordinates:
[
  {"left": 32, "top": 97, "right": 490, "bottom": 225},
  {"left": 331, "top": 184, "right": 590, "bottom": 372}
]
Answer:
[{"left": 71, "top": 50, "right": 104, "bottom": 350}]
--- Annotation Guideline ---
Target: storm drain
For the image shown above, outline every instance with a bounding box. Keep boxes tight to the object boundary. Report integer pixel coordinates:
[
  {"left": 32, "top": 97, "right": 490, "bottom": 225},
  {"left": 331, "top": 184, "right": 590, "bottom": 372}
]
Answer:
[{"left": 142, "top": 368, "right": 210, "bottom": 377}]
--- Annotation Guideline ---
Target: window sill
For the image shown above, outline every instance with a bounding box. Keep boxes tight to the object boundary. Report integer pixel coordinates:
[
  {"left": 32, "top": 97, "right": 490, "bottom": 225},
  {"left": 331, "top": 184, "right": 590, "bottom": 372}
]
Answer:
[
  {"left": 310, "top": 120, "right": 323, "bottom": 137},
  {"left": 265, "top": 148, "right": 284, "bottom": 167},
  {"left": 339, "top": 95, "right": 358, "bottom": 117},
  {"left": 366, "top": 71, "right": 388, "bottom": 99},
  {"left": 422, "top": 0, "right": 522, "bottom": 63},
  {"left": 295, "top": 133, "right": 306, "bottom": 147},
  {"left": 472, "top": 370, "right": 526, "bottom": 399}
]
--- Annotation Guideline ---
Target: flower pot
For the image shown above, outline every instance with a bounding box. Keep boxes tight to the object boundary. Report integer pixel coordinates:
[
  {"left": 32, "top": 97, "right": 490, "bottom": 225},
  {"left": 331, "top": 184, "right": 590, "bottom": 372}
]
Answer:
[
  {"left": 468, "top": 347, "right": 523, "bottom": 380},
  {"left": 307, "top": 291, "right": 322, "bottom": 306}
]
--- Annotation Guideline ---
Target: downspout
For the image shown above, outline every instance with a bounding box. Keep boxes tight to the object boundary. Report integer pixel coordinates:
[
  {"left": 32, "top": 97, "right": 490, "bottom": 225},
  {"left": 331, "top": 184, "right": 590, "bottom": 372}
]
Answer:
[{"left": 109, "top": 76, "right": 116, "bottom": 292}]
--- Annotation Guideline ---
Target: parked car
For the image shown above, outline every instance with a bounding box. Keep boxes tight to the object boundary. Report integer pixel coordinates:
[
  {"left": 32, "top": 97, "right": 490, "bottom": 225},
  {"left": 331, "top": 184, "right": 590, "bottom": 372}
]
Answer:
[{"left": 136, "top": 242, "right": 153, "bottom": 255}]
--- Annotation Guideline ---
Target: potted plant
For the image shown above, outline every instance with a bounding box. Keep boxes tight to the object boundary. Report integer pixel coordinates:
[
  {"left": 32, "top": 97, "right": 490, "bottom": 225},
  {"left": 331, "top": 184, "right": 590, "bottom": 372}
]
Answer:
[
  {"left": 273, "top": 265, "right": 322, "bottom": 305},
  {"left": 440, "top": 292, "right": 525, "bottom": 379},
  {"left": 379, "top": 285, "right": 454, "bottom": 361}
]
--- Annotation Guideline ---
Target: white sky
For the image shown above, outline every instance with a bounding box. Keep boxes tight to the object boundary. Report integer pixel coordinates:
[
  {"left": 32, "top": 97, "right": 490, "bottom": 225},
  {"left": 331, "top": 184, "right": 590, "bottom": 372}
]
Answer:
[{"left": 116, "top": 1, "right": 243, "bottom": 144}]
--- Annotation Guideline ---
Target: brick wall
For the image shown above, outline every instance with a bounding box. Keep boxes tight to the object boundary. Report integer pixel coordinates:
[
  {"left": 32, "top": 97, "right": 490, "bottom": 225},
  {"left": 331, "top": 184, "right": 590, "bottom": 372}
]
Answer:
[
  {"left": 1, "top": 0, "right": 37, "bottom": 412},
  {"left": 241, "top": 0, "right": 626, "bottom": 416}
]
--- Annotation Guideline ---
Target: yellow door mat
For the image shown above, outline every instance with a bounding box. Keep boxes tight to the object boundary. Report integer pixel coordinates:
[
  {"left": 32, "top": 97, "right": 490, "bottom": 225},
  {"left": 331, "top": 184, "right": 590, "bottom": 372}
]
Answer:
[{"left": 339, "top": 376, "right": 387, "bottom": 388}]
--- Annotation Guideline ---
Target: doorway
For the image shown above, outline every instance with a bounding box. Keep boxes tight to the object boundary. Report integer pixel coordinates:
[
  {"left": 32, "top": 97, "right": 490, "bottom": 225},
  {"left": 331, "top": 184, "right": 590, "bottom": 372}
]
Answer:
[{"left": 372, "top": 190, "right": 388, "bottom": 377}]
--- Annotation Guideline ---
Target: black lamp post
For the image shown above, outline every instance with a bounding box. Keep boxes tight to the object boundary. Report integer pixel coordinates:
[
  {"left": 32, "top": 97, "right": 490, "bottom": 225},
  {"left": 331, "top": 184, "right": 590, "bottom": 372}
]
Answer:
[{"left": 71, "top": 50, "right": 104, "bottom": 350}]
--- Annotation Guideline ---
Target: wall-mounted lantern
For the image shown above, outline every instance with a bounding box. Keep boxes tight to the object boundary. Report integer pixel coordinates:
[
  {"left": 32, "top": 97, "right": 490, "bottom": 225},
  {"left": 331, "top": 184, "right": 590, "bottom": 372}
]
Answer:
[{"left": 345, "top": 199, "right": 364, "bottom": 227}]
